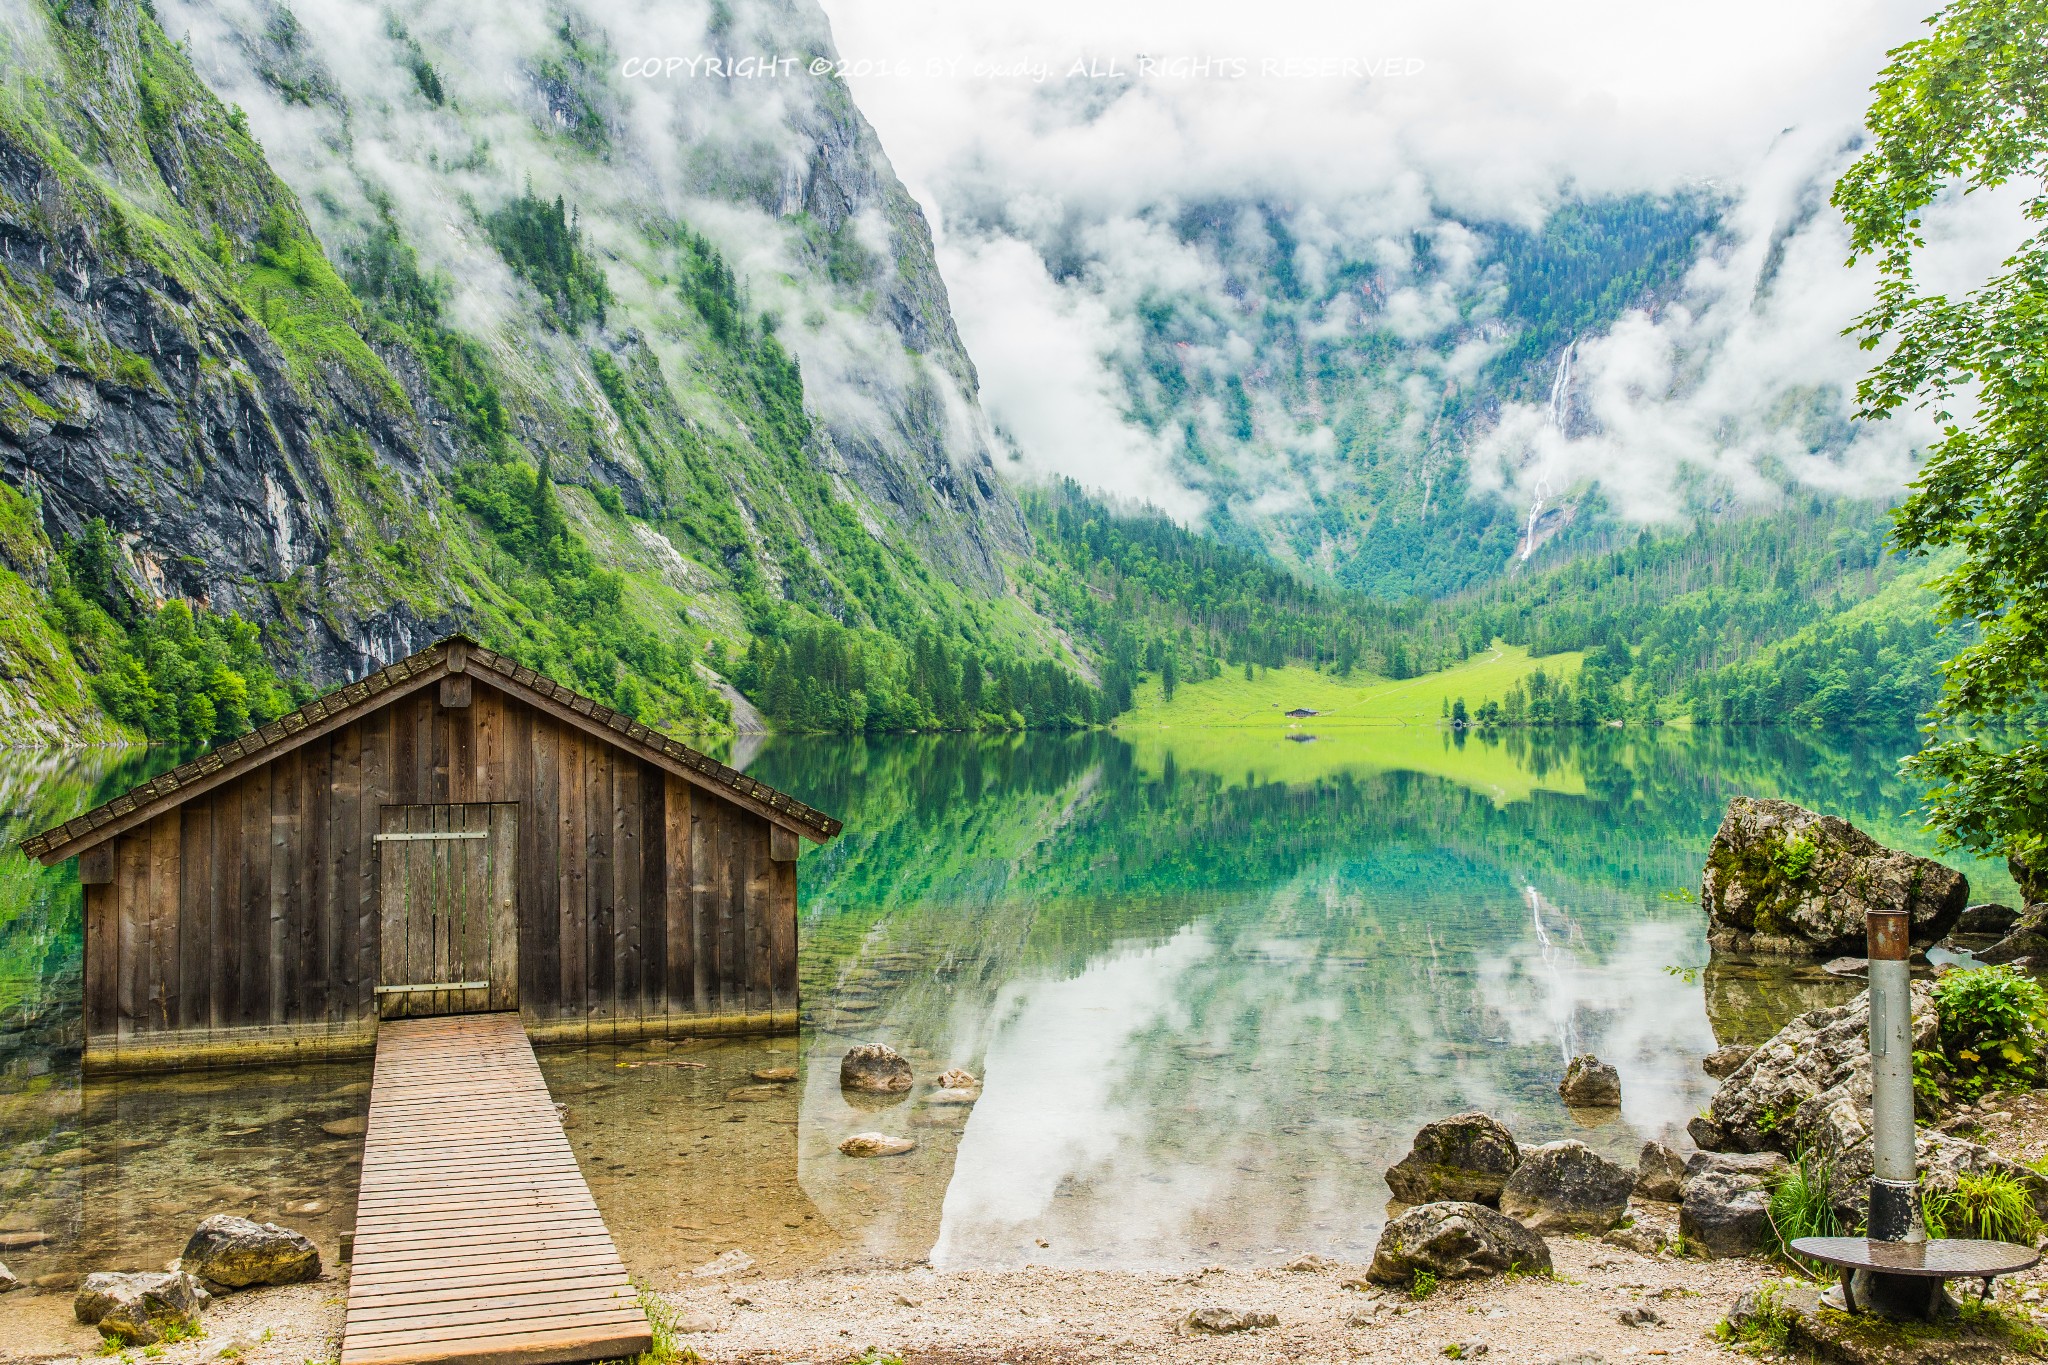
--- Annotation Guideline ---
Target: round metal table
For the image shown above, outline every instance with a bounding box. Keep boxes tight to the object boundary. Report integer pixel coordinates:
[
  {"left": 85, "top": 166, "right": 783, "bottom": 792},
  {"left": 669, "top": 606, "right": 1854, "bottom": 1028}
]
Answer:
[{"left": 1789, "top": 1236, "right": 2042, "bottom": 1319}]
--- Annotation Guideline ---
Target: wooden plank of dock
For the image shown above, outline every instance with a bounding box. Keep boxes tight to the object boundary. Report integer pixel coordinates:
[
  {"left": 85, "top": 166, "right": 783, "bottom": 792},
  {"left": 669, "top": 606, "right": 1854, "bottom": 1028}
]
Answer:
[{"left": 340, "top": 1013, "right": 651, "bottom": 1365}]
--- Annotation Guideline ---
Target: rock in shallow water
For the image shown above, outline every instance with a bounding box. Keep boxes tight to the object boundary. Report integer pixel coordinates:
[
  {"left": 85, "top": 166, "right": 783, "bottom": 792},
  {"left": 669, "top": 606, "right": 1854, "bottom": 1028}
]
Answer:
[
  {"left": 839, "top": 1132, "right": 916, "bottom": 1157},
  {"left": 936, "top": 1068, "right": 977, "bottom": 1089},
  {"left": 75, "top": 1271, "right": 205, "bottom": 1344},
  {"left": 0, "top": 1260, "right": 16, "bottom": 1294},
  {"left": 181, "top": 1215, "right": 319, "bottom": 1290},
  {"left": 1366, "top": 1201, "right": 1552, "bottom": 1284},
  {"left": 1558, "top": 1055, "right": 1622, "bottom": 1107},
  {"left": 1978, "top": 903, "right": 2048, "bottom": 965},
  {"left": 1700, "top": 796, "right": 1968, "bottom": 955},
  {"left": 751, "top": 1067, "right": 798, "bottom": 1083},
  {"left": 1956, "top": 902, "right": 2021, "bottom": 937},
  {"left": 1384, "top": 1112, "right": 1520, "bottom": 1208},
  {"left": 1500, "top": 1140, "right": 1634, "bottom": 1234},
  {"left": 839, "top": 1043, "right": 913, "bottom": 1093}
]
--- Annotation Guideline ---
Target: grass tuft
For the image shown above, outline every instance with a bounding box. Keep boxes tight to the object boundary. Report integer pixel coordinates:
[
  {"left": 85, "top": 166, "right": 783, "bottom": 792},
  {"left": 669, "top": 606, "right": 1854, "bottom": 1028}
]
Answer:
[
  {"left": 1766, "top": 1144, "right": 1845, "bottom": 1274},
  {"left": 1923, "top": 1169, "right": 2045, "bottom": 1244}
]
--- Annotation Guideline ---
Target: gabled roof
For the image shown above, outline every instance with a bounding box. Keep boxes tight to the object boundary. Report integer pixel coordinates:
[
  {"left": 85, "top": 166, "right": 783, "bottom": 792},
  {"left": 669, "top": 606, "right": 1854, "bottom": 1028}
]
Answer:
[{"left": 21, "top": 635, "right": 841, "bottom": 865}]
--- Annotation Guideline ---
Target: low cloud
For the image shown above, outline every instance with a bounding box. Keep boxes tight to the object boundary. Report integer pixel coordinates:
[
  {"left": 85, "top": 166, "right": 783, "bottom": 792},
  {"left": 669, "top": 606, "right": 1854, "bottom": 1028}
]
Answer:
[{"left": 820, "top": 0, "right": 2022, "bottom": 526}]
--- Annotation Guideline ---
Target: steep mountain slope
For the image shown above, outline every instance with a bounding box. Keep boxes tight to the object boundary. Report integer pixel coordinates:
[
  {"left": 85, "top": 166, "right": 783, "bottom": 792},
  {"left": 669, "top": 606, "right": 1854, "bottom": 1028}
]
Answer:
[
  {"left": 0, "top": 0, "right": 1084, "bottom": 742},
  {"left": 1027, "top": 191, "right": 1723, "bottom": 597}
]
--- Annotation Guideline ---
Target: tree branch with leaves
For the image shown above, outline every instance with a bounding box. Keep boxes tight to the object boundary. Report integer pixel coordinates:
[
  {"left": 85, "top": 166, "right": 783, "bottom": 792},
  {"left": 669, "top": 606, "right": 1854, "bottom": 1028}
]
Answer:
[{"left": 1834, "top": 0, "right": 2048, "bottom": 879}]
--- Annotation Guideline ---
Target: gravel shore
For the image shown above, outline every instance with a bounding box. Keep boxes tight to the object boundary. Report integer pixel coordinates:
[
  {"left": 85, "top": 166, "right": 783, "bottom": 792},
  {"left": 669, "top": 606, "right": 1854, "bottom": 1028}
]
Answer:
[{"left": 3, "top": 1238, "right": 1772, "bottom": 1365}]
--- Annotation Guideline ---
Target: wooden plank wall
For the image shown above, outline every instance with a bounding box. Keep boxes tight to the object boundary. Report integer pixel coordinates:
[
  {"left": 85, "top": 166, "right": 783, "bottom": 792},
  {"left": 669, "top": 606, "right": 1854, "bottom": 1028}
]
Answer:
[{"left": 83, "top": 683, "right": 799, "bottom": 1067}]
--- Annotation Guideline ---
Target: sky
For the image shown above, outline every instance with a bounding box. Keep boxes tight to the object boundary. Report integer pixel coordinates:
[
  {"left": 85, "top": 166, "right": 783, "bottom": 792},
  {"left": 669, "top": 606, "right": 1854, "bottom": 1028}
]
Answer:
[{"left": 815, "top": 0, "right": 2014, "bottom": 524}]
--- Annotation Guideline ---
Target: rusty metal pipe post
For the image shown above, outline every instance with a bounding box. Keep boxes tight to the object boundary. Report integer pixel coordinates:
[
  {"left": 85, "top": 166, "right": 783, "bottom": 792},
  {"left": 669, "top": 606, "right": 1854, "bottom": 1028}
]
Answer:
[{"left": 1865, "top": 908, "right": 1922, "bottom": 1243}]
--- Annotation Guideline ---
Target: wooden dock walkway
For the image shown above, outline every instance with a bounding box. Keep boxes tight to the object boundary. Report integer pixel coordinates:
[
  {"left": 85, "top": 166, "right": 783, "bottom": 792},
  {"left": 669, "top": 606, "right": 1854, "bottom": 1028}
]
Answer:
[{"left": 340, "top": 1014, "right": 651, "bottom": 1365}]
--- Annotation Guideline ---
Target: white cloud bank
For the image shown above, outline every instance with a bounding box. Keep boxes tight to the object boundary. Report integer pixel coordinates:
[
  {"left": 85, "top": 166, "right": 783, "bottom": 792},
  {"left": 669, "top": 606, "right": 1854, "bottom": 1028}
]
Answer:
[{"left": 820, "top": 0, "right": 2025, "bottom": 524}]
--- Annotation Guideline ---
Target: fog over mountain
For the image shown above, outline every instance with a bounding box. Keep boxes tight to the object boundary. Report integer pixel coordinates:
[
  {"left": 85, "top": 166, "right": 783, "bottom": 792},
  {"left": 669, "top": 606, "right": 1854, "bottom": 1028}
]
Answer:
[{"left": 823, "top": 0, "right": 2023, "bottom": 584}]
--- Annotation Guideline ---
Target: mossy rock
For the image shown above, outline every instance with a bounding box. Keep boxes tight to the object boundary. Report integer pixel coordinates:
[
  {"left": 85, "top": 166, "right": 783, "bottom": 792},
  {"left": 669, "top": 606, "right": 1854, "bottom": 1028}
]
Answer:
[{"left": 1701, "top": 797, "right": 1968, "bottom": 957}]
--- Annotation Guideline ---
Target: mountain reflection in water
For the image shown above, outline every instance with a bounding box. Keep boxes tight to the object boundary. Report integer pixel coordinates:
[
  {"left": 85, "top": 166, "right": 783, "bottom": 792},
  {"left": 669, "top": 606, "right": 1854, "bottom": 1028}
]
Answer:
[{"left": 0, "top": 726, "right": 2000, "bottom": 1290}]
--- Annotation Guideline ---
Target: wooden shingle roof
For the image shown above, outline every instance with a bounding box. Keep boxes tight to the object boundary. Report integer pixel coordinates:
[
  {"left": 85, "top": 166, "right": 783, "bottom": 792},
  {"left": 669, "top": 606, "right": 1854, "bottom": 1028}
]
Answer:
[{"left": 21, "top": 635, "right": 840, "bottom": 864}]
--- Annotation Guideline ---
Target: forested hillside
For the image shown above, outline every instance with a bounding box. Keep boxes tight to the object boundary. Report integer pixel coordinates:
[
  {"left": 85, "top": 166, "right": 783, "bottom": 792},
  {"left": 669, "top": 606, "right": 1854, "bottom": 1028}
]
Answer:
[{"left": 1027, "top": 482, "right": 1952, "bottom": 736}]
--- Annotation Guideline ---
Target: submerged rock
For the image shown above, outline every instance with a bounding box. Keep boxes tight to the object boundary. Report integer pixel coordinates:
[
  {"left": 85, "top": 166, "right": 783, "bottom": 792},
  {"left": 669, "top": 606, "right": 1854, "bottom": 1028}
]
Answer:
[
  {"left": 1366, "top": 1201, "right": 1552, "bottom": 1284},
  {"left": 1179, "top": 1307, "right": 1278, "bottom": 1335},
  {"left": 1679, "top": 1151, "right": 1787, "bottom": 1258},
  {"left": 839, "top": 1043, "right": 913, "bottom": 1093},
  {"left": 75, "top": 1271, "right": 205, "bottom": 1344},
  {"left": 0, "top": 1260, "right": 16, "bottom": 1294},
  {"left": 1977, "top": 903, "right": 2048, "bottom": 965},
  {"left": 1558, "top": 1055, "right": 1622, "bottom": 1108},
  {"left": 1955, "top": 903, "right": 2020, "bottom": 937},
  {"left": 1701, "top": 797, "right": 1968, "bottom": 956},
  {"left": 750, "top": 1067, "right": 799, "bottom": 1083},
  {"left": 839, "top": 1132, "right": 916, "bottom": 1157},
  {"left": 181, "top": 1215, "right": 319, "bottom": 1290},
  {"left": 1633, "top": 1141, "right": 1686, "bottom": 1203},
  {"left": 936, "top": 1068, "right": 978, "bottom": 1089},
  {"left": 1500, "top": 1141, "right": 1635, "bottom": 1234},
  {"left": 1384, "top": 1112, "right": 1520, "bottom": 1208}
]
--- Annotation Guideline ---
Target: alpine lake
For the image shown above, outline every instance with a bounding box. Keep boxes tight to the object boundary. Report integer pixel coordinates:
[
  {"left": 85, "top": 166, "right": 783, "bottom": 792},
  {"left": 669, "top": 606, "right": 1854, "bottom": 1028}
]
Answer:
[{"left": 0, "top": 723, "right": 2011, "bottom": 1303}]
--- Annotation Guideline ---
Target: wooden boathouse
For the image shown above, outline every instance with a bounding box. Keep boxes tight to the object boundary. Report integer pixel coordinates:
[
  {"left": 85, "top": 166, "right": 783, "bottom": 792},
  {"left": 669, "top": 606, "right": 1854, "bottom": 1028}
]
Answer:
[{"left": 21, "top": 635, "right": 841, "bottom": 1071}]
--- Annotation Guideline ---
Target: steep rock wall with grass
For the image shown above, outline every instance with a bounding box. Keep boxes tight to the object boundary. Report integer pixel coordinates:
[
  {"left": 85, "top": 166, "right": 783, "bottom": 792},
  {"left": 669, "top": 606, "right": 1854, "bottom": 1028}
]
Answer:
[
  {"left": 0, "top": 0, "right": 1087, "bottom": 742},
  {"left": 0, "top": 0, "right": 455, "bottom": 690}
]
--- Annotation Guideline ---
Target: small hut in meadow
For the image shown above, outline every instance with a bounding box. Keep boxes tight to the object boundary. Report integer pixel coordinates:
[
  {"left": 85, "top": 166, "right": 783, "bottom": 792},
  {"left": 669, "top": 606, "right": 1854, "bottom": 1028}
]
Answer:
[{"left": 20, "top": 636, "right": 841, "bottom": 1072}]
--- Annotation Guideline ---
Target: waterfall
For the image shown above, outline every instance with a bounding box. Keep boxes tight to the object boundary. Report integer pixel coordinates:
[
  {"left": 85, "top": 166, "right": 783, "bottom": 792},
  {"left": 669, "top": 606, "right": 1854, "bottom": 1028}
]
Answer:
[{"left": 1518, "top": 341, "right": 1575, "bottom": 562}]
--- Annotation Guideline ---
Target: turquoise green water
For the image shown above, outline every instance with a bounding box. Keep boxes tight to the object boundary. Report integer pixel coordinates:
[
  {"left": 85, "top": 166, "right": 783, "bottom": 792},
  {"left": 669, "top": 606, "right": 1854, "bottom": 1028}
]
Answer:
[{"left": 0, "top": 726, "right": 2011, "bottom": 1298}]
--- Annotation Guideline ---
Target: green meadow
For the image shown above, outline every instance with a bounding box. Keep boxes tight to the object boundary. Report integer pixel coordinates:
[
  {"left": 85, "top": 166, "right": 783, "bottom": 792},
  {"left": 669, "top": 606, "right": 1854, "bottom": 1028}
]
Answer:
[
  {"left": 1118, "top": 643, "right": 1585, "bottom": 730},
  {"left": 1112, "top": 643, "right": 1592, "bottom": 800}
]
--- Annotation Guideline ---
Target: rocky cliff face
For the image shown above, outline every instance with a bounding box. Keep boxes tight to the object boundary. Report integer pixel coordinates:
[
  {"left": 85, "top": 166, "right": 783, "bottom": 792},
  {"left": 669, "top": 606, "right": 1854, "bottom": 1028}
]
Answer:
[
  {"left": 0, "top": 0, "right": 1058, "bottom": 739},
  {"left": 0, "top": 0, "right": 457, "bottom": 691},
  {"left": 155, "top": 0, "right": 1026, "bottom": 585}
]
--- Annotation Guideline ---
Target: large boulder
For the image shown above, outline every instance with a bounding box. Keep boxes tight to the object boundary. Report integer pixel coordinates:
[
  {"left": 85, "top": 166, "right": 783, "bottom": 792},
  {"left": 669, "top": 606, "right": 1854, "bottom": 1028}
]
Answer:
[
  {"left": 1558, "top": 1055, "right": 1622, "bottom": 1107},
  {"left": 1701, "top": 798, "right": 1968, "bottom": 956},
  {"left": 75, "top": 1271, "right": 205, "bottom": 1345},
  {"left": 1679, "top": 1151, "right": 1787, "bottom": 1258},
  {"left": 1384, "top": 1112, "right": 1520, "bottom": 1208},
  {"left": 1688, "top": 982, "right": 1938, "bottom": 1157},
  {"left": 181, "top": 1215, "right": 319, "bottom": 1290},
  {"left": 1500, "top": 1141, "right": 1635, "bottom": 1233},
  {"left": 839, "top": 1043, "right": 913, "bottom": 1093},
  {"left": 1366, "top": 1201, "right": 1552, "bottom": 1285},
  {"left": 1976, "top": 903, "right": 2048, "bottom": 965}
]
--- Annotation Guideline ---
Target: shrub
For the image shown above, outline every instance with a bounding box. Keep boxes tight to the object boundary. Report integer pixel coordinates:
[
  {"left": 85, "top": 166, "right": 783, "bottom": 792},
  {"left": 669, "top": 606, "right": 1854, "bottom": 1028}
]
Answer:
[
  {"left": 1409, "top": 1268, "right": 1438, "bottom": 1300},
  {"left": 1931, "top": 965, "right": 2048, "bottom": 1101}
]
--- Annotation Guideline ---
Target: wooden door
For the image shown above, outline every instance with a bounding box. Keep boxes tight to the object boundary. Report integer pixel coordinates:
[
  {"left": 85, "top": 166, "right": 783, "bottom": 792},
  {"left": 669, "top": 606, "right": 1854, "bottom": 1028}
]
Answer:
[{"left": 376, "top": 803, "right": 518, "bottom": 1018}]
